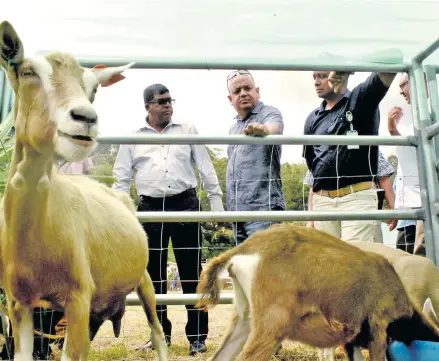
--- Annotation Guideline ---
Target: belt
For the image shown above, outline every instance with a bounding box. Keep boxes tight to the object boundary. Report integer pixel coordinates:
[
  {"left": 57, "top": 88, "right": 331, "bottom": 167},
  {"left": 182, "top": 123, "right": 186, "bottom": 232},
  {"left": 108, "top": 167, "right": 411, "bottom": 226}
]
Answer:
[
  {"left": 317, "top": 181, "right": 374, "bottom": 198},
  {"left": 140, "top": 188, "right": 196, "bottom": 204}
]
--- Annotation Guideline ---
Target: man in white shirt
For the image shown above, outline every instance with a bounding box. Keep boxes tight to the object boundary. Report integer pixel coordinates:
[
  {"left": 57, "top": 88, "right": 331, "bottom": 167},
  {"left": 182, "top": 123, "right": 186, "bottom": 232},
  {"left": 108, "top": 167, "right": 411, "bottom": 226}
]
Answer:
[
  {"left": 388, "top": 73, "right": 425, "bottom": 256},
  {"left": 112, "top": 84, "right": 224, "bottom": 356}
]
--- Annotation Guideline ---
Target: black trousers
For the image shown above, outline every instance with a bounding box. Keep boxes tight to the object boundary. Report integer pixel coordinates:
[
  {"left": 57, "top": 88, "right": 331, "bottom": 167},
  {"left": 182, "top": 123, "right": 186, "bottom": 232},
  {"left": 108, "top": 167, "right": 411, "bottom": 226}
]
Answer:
[
  {"left": 0, "top": 307, "right": 64, "bottom": 360},
  {"left": 396, "top": 225, "right": 416, "bottom": 255},
  {"left": 138, "top": 188, "right": 207, "bottom": 343}
]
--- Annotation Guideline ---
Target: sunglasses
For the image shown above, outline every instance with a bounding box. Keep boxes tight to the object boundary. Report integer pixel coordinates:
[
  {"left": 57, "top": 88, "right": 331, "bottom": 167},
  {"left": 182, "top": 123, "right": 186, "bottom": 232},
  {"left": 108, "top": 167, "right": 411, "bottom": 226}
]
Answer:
[
  {"left": 147, "top": 98, "right": 175, "bottom": 105},
  {"left": 226, "top": 70, "right": 253, "bottom": 86}
]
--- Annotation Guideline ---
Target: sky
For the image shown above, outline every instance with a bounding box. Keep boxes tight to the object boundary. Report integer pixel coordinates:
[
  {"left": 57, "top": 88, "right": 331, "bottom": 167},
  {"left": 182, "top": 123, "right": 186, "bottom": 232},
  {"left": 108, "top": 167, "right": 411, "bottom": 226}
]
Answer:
[
  {"left": 91, "top": 68, "right": 424, "bottom": 164},
  {"left": 3, "top": 0, "right": 439, "bottom": 165}
]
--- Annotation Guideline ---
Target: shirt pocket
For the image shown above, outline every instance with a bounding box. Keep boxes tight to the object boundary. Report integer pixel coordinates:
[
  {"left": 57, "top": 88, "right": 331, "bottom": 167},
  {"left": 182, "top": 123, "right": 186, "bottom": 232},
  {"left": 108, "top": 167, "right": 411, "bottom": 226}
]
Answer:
[
  {"left": 169, "top": 144, "right": 191, "bottom": 162},
  {"left": 133, "top": 144, "right": 161, "bottom": 160}
]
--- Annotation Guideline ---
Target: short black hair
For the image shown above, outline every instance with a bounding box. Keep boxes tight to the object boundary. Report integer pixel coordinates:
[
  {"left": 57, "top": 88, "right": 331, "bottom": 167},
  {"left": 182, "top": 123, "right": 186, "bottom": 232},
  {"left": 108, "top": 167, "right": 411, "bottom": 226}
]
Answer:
[{"left": 143, "top": 84, "right": 169, "bottom": 104}]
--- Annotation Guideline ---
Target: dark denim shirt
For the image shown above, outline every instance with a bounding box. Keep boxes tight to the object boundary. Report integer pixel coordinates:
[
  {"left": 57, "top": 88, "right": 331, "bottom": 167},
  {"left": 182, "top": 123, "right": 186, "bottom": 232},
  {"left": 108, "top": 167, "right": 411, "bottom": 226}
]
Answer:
[
  {"left": 303, "top": 73, "right": 390, "bottom": 192},
  {"left": 227, "top": 101, "right": 286, "bottom": 211}
]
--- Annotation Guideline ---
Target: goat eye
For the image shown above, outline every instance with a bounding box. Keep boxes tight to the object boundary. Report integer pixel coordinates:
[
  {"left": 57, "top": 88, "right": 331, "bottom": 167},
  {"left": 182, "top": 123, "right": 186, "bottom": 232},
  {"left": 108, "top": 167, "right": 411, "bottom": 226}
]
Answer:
[{"left": 20, "top": 70, "right": 36, "bottom": 77}]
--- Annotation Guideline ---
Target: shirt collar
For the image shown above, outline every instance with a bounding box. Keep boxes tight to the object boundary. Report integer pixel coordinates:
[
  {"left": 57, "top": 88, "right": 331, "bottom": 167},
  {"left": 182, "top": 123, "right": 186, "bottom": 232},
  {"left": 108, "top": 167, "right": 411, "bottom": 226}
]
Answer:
[
  {"left": 234, "top": 101, "right": 264, "bottom": 121},
  {"left": 138, "top": 117, "right": 181, "bottom": 132},
  {"left": 316, "top": 89, "right": 351, "bottom": 115}
]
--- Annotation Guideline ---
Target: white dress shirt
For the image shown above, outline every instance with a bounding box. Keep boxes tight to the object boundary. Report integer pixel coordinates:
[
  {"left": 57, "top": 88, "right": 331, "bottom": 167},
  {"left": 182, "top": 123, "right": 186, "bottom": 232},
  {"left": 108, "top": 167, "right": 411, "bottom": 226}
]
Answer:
[
  {"left": 112, "top": 119, "right": 224, "bottom": 212},
  {"left": 395, "top": 118, "right": 421, "bottom": 209}
]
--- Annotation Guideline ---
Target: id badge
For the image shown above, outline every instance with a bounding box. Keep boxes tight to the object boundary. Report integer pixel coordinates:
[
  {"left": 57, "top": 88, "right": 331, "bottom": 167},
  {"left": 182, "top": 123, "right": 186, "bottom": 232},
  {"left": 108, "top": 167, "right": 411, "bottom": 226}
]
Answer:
[{"left": 346, "top": 130, "right": 360, "bottom": 150}]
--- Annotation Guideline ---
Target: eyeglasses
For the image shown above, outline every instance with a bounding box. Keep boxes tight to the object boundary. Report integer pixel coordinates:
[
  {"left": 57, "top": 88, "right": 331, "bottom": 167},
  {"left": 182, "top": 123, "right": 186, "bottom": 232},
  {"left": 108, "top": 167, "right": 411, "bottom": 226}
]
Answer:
[
  {"left": 226, "top": 70, "right": 253, "bottom": 86},
  {"left": 147, "top": 98, "right": 175, "bottom": 105},
  {"left": 399, "top": 81, "right": 409, "bottom": 90}
]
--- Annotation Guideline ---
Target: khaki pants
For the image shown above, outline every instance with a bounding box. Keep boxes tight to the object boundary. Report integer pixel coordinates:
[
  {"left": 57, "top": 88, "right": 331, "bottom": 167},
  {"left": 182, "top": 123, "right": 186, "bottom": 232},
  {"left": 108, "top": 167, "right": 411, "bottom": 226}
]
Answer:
[
  {"left": 414, "top": 220, "right": 425, "bottom": 255},
  {"left": 313, "top": 188, "right": 378, "bottom": 242}
]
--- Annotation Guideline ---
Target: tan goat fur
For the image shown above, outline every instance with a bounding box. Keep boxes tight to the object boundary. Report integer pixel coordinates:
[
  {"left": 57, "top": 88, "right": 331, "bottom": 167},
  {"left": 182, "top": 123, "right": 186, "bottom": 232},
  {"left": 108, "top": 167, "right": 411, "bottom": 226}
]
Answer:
[
  {"left": 351, "top": 241, "right": 439, "bottom": 323},
  {"left": 196, "top": 224, "right": 439, "bottom": 361},
  {"left": 317, "top": 241, "right": 439, "bottom": 361},
  {"left": 0, "top": 21, "right": 167, "bottom": 361}
]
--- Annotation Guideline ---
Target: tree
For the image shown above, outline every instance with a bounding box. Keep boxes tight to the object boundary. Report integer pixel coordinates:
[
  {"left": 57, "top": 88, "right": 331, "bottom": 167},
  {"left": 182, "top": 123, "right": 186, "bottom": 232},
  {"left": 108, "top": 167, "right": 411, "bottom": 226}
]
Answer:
[{"left": 281, "top": 162, "right": 310, "bottom": 211}]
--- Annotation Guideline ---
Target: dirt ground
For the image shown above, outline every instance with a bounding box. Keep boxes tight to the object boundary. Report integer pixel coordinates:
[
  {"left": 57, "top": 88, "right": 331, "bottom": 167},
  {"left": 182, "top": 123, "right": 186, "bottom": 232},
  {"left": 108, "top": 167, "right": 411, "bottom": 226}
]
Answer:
[{"left": 87, "top": 301, "right": 325, "bottom": 361}]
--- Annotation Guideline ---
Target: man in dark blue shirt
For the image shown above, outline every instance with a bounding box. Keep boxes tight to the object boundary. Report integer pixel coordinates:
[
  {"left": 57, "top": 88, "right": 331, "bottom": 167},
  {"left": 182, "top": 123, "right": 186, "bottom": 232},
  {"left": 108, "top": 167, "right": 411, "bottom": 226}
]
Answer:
[{"left": 303, "top": 71, "right": 395, "bottom": 243}]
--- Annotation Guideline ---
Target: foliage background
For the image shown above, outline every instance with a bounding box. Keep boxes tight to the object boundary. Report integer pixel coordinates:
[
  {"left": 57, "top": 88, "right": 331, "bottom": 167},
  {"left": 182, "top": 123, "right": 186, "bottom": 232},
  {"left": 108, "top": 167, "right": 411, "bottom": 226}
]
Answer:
[{"left": 0, "top": 112, "right": 398, "bottom": 261}]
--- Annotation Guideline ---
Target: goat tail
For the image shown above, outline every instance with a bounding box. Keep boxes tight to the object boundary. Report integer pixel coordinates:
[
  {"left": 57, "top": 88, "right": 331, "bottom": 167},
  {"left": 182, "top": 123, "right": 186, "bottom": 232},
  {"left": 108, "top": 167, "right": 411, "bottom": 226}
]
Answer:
[{"left": 195, "top": 248, "right": 237, "bottom": 312}]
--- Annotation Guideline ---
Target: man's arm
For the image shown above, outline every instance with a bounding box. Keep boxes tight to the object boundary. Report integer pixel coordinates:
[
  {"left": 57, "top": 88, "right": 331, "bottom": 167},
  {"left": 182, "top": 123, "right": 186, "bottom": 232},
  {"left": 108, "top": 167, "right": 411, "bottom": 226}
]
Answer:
[
  {"left": 303, "top": 170, "right": 315, "bottom": 228},
  {"left": 303, "top": 114, "right": 315, "bottom": 171},
  {"left": 306, "top": 188, "right": 315, "bottom": 228},
  {"left": 378, "top": 176, "right": 397, "bottom": 231},
  {"left": 377, "top": 73, "right": 397, "bottom": 88},
  {"left": 243, "top": 108, "right": 284, "bottom": 136},
  {"left": 189, "top": 126, "right": 224, "bottom": 212},
  {"left": 112, "top": 144, "right": 134, "bottom": 193}
]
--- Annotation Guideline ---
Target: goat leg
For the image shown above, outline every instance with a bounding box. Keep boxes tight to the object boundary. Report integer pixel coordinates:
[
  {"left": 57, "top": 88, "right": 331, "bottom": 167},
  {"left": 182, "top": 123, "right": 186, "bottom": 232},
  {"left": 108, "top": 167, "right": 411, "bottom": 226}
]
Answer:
[
  {"left": 366, "top": 326, "right": 387, "bottom": 361},
  {"left": 61, "top": 290, "right": 91, "bottom": 361},
  {"left": 345, "top": 343, "right": 366, "bottom": 361},
  {"left": 136, "top": 270, "right": 167, "bottom": 361},
  {"left": 7, "top": 298, "right": 33, "bottom": 361},
  {"left": 236, "top": 327, "right": 280, "bottom": 361},
  {"left": 317, "top": 347, "right": 336, "bottom": 361},
  {"left": 210, "top": 311, "right": 251, "bottom": 361}
]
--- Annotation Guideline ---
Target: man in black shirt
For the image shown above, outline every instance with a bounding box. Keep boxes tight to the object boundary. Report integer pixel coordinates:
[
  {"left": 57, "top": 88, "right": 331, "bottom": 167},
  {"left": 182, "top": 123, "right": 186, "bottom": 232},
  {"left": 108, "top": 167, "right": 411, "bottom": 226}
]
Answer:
[{"left": 303, "top": 71, "right": 395, "bottom": 243}]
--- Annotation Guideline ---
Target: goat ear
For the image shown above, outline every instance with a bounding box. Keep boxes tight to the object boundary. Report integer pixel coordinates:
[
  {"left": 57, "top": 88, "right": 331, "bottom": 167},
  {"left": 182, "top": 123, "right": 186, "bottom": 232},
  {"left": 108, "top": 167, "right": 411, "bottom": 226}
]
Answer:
[
  {"left": 423, "top": 298, "right": 439, "bottom": 325},
  {"left": 91, "top": 62, "right": 135, "bottom": 87},
  {"left": 0, "top": 21, "right": 24, "bottom": 71}
]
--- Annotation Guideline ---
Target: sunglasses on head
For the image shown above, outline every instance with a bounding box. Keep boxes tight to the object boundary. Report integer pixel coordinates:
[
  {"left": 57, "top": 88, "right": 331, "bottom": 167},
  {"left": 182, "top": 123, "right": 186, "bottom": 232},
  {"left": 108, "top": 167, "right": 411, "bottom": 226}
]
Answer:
[
  {"left": 226, "top": 70, "right": 253, "bottom": 86},
  {"left": 147, "top": 98, "right": 175, "bottom": 105}
]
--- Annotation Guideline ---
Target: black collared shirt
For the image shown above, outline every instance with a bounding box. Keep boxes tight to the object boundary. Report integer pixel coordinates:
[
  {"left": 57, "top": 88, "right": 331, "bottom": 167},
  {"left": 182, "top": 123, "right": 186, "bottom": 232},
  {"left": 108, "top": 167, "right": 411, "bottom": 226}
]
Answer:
[{"left": 302, "top": 73, "right": 389, "bottom": 192}]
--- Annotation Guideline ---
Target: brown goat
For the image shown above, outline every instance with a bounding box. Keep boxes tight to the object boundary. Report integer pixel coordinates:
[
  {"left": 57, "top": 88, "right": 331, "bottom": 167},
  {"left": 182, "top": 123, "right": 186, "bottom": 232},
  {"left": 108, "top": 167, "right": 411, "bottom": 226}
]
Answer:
[
  {"left": 196, "top": 224, "right": 439, "bottom": 361},
  {"left": 0, "top": 21, "right": 167, "bottom": 361},
  {"left": 318, "top": 241, "right": 439, "bottom": 361},
  {"left": 351, "top": 241, "right": 439, "bottom": 324}
]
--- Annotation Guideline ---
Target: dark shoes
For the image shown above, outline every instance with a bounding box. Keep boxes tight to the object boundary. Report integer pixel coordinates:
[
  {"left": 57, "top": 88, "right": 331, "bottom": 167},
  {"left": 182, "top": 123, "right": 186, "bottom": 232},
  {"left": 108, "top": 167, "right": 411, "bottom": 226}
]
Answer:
[{"left": 189, "top": 340, "right": 207, "bottom": 356}]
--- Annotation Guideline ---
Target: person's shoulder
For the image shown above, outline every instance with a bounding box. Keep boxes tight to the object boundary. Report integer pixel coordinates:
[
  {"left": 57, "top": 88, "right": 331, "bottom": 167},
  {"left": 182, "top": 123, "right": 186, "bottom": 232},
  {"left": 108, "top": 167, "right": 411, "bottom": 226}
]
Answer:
[
  {"left": 260, "top": 102, "right": 282, "bottom": 115},
  {"left": 305, "top": 106, "right": 319, "bottom": 123},
  {"left": 174, "top": 121, "right": 198, "bottom": 134}
]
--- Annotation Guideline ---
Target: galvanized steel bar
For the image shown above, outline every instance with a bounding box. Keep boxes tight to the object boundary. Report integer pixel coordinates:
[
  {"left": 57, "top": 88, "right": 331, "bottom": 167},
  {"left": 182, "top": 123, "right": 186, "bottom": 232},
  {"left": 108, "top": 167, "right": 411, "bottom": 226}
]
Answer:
[
  {"left": 413, "top": 38, "right": 439, "bottom": 63},
  {"left": 410, "top": 63, "right": 438, "bottom": 264},
  {"left": 96, "top": 134, "right": 416, "bottom": 146},
  {"left": 78, "top": 58, "right": 408, "bottom": 73},
  {"left": 426, "top": 122, "right": 439, "bottom": 140},
  {"left": 135, "top": 210, "right": 421, "bottom": 222},
  {"left": 126, "top": 293, "right": 234, "bottom": 306},
  {"left": 0, "top": 72, "right": 4, "bottom": 120},
  {"left": 425, "top": 66, "right": 439, "bottom": 146},
  {"left": 1, "top": 87, "right": 12, "bottom": 122}
]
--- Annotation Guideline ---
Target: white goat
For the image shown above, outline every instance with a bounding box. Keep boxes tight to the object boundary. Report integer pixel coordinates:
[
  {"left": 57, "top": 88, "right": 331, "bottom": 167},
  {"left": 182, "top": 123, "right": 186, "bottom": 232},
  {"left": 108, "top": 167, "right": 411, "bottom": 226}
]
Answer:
[{"left": 0, "top": 21, "right": 167, "bottom": 361}]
